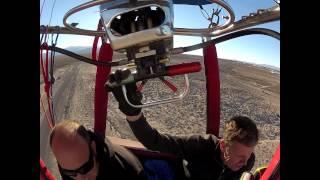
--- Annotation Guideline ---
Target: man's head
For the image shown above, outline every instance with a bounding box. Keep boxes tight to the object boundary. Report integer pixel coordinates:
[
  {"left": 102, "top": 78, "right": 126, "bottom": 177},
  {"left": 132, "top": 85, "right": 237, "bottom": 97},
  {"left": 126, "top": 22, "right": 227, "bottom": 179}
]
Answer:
[
  {"left": 219, "top": 116, "right": 259, "bottom": 171},
  {"left": 50, "top": 120, "right": 99, "bottom": 180}
]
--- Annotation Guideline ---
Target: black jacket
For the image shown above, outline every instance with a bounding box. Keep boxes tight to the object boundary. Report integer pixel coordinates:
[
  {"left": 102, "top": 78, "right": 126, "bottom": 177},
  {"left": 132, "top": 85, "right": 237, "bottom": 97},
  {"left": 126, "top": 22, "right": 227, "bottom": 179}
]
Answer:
[
  {"left": 128, "top": 114, "right": 255, "bottom": 180},
  {"left": 60, "top": 131, "right": 147, "bottom": 180}
]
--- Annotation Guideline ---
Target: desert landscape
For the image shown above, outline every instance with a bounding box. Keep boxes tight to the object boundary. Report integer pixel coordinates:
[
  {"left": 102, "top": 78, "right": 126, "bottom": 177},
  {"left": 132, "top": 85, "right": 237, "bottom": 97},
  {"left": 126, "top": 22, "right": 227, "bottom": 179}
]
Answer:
[{"left": 40, "top": 50, "right": 280, "bottom": 179}]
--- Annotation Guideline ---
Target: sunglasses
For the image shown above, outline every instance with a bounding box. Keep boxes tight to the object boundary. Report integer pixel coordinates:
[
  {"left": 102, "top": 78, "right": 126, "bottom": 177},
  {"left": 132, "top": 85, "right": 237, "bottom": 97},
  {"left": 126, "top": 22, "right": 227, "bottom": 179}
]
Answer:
[
  {"left": 58, "top": 126, "right": 95, "bottom": 177},
  {"left": 58, "top": 145, "right": 95, "bottom": 177}
]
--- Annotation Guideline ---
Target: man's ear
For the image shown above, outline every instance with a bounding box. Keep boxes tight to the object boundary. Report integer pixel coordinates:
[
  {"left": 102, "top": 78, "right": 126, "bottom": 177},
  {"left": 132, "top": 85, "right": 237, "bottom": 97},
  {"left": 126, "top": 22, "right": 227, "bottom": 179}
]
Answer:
[
  {"left": 220, "top": 139, "right": 231, "bottom": 162},
  {"left": 91, "top": 141, "right": 97, "bottom": 155}
]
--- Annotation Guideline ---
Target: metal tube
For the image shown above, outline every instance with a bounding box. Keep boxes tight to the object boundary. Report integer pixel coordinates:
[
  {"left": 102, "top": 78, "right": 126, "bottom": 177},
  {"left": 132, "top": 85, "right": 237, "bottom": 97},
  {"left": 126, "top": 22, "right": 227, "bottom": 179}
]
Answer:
[
  {"left": 122, "top": 74, "right": 190, "bottom": 108},
  {"left": 43, "top": 2, "right": 278, "bottom": 38}
]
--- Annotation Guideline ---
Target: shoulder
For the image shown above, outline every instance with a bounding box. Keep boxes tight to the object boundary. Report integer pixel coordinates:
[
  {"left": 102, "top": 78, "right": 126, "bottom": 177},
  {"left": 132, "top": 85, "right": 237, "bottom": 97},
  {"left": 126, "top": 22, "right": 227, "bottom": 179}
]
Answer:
[
  {"left": 109, "top": 140, "right": 145, "bottom": 172},
  {"left": 174, "top": 133, "right": 220, "bottom": 155},
  {"left": 186, "top": 134, "right": 219, "bottom": 146}
]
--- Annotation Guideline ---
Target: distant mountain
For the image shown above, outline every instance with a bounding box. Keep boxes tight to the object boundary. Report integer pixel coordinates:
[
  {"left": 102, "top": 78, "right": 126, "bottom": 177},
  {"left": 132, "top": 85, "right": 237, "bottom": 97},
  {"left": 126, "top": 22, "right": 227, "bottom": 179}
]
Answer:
[
  {"left": 65, "top": 46, "right": 92, "bottom": 53},
  {"left": 258, "top": 64, "right": 280, "bottom": 71},
  {"left": 56, "top": 46, "right": 280, "bottom": 73},
  {"left": 218, "top": 58, "right": 280, "bottom": 73},
  {"left": 249, "top": 64, "right": 280, "bottom": 75}
]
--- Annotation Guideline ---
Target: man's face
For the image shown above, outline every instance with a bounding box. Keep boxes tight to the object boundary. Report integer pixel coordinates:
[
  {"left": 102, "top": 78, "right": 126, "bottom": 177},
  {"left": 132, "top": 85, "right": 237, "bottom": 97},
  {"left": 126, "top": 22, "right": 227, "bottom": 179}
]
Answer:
[
  {"left": 222, "top": 141, "right": 255, "bottom": 171},
  {"left": 52, "top": 135, "right": 99, "bottom": 180}
]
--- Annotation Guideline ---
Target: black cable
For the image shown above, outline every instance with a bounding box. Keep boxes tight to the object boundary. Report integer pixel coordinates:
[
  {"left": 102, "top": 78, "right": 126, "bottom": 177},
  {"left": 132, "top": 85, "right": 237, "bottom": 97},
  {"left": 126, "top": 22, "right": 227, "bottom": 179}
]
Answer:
[
  {"left": 177, "top": 28, "right": 280, "bottom": 53},
  {"left": 49, "top": 45, "right": 55, "bottom": 125},
  {"left": 49, "top": 31, "right": 59, "bottom": 123},
  {"left": 41, "top": 28, "right": 279, "bottom": 66},
  {"left": 273, "top": 0, "right": 280, "bottom": 6},
  {"left": 40, "top": 45, "right": 122, "bottom": 67},
  {"left": 50, "top": 32, "right": 59, "bottom": 84},
  {"left": 40, "top": 33, "right": 45, "bottom": 46},
  {"left": 199, "top": 4, "right": 210, "bottom": 21}
]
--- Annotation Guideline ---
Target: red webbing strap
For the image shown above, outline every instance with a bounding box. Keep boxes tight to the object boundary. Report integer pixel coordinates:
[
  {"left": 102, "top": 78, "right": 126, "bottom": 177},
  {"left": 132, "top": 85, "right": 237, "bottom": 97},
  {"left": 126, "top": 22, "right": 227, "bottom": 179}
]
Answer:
[
  {"left": 94, "top": 43, "right": 113, "bottom": 137},
  {"left": 261, "top": 144, "right": 280, "bottom": 180},
  {"left": 40, "top": 43, "right": 54, "bottom": 126},
  {"left": 203, "top": 43, "right": 220, "bottom": 136},
  {"left": 40, "top": 158, "right": 55, "bottom": 180},
  {"left": 92, "top": 19, "right": 103, "bottom": 61},
  {"left": 40, "top": 43, "right": 49, "bottom": 89}
]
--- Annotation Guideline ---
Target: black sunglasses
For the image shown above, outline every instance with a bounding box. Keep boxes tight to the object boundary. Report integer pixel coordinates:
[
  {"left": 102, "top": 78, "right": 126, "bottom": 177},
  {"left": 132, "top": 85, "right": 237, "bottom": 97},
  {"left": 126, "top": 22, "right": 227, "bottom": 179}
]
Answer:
[
  {"left": 58, "top": 145, "right": 95, "bottom": 177},
  {"left": 58, "top": 126, "right": 95, "bottom": 177}
]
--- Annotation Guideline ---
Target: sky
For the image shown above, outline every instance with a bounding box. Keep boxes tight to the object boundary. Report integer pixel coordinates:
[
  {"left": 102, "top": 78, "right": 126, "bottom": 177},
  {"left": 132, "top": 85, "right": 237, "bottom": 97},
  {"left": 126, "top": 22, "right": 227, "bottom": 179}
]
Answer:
[{"left": 40, "top": 0, "right": 280, "bottom": 67}]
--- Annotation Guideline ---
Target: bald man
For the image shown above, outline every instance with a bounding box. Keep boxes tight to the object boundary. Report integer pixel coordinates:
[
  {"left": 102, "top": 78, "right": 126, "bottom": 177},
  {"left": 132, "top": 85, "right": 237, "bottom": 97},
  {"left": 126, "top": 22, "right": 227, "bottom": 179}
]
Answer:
[{"left": 49, "top": 120, "right": 147, "bottom": 180}]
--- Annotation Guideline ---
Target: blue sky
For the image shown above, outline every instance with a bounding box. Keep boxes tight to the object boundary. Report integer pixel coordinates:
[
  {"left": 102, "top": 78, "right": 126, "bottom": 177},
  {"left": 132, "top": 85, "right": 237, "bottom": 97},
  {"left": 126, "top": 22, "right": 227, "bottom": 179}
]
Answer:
[{"left": 40, "top": 0, "right": 280, "bottom": 67}]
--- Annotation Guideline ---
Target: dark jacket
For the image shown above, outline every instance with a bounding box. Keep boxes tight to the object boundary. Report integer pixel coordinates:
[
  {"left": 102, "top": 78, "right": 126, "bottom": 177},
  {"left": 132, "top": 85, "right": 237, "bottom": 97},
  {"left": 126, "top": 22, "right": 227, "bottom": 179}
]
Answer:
[
  {"left": 60, "top": 131, "right": 147, "bottom": 180},
  {"left": 128, "top": 114, "right": 255, "bottom": 180}
]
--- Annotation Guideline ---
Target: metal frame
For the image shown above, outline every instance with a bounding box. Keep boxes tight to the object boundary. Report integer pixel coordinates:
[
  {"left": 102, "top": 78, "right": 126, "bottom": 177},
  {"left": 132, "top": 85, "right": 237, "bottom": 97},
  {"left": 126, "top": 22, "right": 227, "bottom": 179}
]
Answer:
[
  {"left": 122, "top": 74, "right": 190, "bottom": 108},
  {"left": 41, "top": 3, "right": 278, "bottom": 38},
  {"left": 40, "top": 2, "right": 280, "bottom": 179},
  {"left": 62, "top": 0, "right": 235, "bottom": 36},
  {"left": 174, "top": 5, "right": 279, "bottom": 37},
  {"left": 41, "top": 0, "right": 237, "bottom": 37}
]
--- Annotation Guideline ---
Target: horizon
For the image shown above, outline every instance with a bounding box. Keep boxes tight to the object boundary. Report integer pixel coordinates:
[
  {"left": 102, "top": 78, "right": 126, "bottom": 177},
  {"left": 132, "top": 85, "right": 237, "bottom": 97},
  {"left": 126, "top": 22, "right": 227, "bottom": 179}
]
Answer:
[{"left": 51, "top": 45, "right": 280, "bottom": 71}]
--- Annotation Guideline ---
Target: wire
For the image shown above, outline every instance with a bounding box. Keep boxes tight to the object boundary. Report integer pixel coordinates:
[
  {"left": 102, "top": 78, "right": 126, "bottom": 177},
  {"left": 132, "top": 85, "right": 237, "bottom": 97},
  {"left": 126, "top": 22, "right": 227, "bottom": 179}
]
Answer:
[
  {"left": 172, "top": 28, "right": 280, "bottom": 54},
  {"left": 199, "top": 4, "right": 211, "bottom": 20},
  {"left": 48, "top": 0, "right": 58, "bottom": 26},
  {"left": 40, "top": 0, "right": 47, "bottom": 18},
  {"left": 199, "top": 1, "right": 224, "bottom": 29},
  {"left": 40, "top": 45, "right": 126, "bottom": 67},
  {"left": 273, "top": 0, "right": 280, "bottom": 6},
  {"left": 49, "top": 32, "right": 59, "bottom": 123}
]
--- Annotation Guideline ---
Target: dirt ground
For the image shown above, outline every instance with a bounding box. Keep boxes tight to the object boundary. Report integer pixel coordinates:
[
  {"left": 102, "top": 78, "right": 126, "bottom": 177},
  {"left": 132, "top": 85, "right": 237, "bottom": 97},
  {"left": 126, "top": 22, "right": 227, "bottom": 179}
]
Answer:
[{"left": 40, "top": 53, "right": 280, "bottom": 178}]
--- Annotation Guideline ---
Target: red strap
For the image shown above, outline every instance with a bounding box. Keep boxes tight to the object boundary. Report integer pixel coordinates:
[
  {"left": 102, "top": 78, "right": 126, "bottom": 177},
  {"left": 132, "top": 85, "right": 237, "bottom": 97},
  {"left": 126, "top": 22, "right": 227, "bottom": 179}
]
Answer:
[
  {"left": 94, "top": 43, "right": 113, "bottom": 137},
  {"left": 40, "top": 158, "right": 55, "bottom": 180},
  {"left": 160, "top": 78, "right": 177, "bottom": 92},
  {"left": 40, "top": 43, "right": 54, "bottom": 127},
  {"left": 203, "top": 43, "right": 220, "bottom": 136},
  {"left": 261, "top": 144, "right": 280, "bottom": 180},
  {"left": 93, "top": 20, "right": 112, "bottom": 137},
  {"left": 92, "top": 20, "right": 103, "bottom": 61},
  {"left": 137, "top": 82, "right": 145, "bottom": 92}
]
